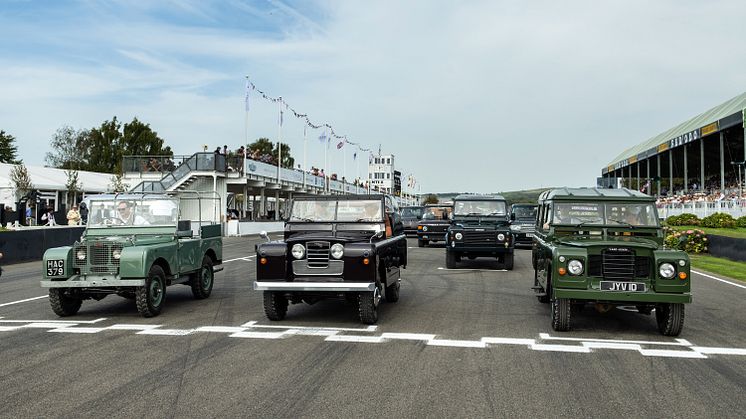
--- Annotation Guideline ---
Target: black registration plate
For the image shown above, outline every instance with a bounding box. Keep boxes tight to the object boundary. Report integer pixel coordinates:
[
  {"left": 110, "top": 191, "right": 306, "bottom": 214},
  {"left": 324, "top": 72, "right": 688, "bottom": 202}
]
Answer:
[
  {"left": 600, "top": 281, "right": 645, "bottom": 292},
  {"left": 47, "top": 259, "right": 65, "bottom": 277}
]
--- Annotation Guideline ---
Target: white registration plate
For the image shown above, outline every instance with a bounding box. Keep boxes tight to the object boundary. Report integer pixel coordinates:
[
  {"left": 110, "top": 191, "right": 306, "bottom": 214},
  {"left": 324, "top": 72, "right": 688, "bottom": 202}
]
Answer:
[
  {"left": 47, "top": 259, "right": 65, "bottom": 277},
  {"left": 525, "top": 233, "right": 534, "bottom": 238},
  {"left": 600, "top": 281, "right": 646, "bottom": 292}
]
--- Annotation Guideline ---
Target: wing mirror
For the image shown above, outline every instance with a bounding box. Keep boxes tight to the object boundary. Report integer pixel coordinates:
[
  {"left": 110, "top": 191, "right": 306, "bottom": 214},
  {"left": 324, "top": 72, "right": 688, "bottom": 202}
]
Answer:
[
  {"left": 370, "top": 230, "right": 385, "bottom": 242},
  {"left": 510, "top": 213, "right": 516, "bottom": 221},
  {"left": 259, "top": 230, "right": 270, "bottom": 242}
]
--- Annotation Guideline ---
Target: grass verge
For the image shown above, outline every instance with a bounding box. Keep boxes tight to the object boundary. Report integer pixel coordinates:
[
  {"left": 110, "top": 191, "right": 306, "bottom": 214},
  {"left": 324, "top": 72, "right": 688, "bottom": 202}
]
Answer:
[{"left": 689, "top": 254, "right": 746, "bottom": 282}]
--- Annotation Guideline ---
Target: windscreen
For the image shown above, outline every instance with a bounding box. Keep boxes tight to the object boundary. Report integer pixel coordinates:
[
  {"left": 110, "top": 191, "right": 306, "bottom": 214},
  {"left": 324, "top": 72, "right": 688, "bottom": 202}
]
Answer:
[
  {"left": 421, "top": 206, "right": 452, "bottom": 221},
  {"left": 454, "top": 200, "right": 507, "bottom": 216},
  {"left": 401, "top": 207, "right": 424, "bottom": 219},
  {"left": 290, "top": 199, "right": 382, "bottom": 222},
  {"left": 513, "top": 205, "right": 537, "bottom": 219},
  {"left": 88, "top": 199, "right": 179, "bottom": 227},
  {"left": 552, "top": 202, "right": 658, "bottom": 227}
]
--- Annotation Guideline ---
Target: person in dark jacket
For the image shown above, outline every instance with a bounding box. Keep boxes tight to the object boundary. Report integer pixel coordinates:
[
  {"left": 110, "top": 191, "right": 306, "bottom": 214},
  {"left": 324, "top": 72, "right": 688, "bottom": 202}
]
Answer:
[{"left": 79, "top": 202, "right": 89, "bottom": 225}]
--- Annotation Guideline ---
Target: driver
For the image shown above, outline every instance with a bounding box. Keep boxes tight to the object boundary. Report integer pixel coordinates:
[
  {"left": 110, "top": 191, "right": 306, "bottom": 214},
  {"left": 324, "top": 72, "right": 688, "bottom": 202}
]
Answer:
[
  {"left": 363, "top": 202, "right": 381, "bottom": 220},
  {"left": 624, "top": 208, "right": 641, "bottom": 225},
  {"left": 117, "top": 201, "right": 150, "bottom": 225}
]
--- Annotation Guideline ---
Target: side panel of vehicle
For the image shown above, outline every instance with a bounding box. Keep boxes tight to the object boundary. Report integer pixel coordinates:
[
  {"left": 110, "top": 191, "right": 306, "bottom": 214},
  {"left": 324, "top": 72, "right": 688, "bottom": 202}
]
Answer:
[
  {"left": 200, "top": 236, "right": 223, "bottom": 266},
  {"left": 42, "top": 247, "right": 74, "bottom": 280},
  {"left": 178, "top": 238, "right": 201, "bottom": 273},
  {"left": 256, "top": 242, "right": 287, "bottom": 280},
  {"left": 119, "top": 243, "right": 179, "bottom": 279}
]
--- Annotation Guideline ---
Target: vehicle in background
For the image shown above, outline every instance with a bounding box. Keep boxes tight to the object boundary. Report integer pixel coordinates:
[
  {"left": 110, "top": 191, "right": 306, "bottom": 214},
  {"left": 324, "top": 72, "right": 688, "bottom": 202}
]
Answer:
[
  {"left": 532, "top": 187, "right": 690, "bottom": 336},
  {"left": 445, "top": 195, "right": 514, "bottom": 269},
  {"left": 416, "top": 204, "right": 453, "bottom": 247},
  {"left": 254, "top": 194, "right": 407, "bottom": 324},
  {"left": 510, "top": 203, "right": 538, "bottom": 248},
  {"left": 401, "top": 206, "right": 425, "bottom": 235},
  {"left": 41, "top": 193, "right": 223, "bottom": 318}
]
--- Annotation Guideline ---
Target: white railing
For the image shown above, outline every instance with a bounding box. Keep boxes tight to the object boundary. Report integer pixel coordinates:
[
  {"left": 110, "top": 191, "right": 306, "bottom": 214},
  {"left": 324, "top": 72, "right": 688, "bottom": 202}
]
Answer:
[{"left": 658, "top": 200, "right": 746, "bottom": 219}]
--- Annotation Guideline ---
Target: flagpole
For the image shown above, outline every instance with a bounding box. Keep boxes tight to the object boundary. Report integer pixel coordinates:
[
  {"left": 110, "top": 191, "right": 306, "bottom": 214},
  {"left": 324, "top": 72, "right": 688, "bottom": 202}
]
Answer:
[
  {"left": 244, "top": 76, "right": 250, "bottom": 180},
  {"left": 356, "top": 149, "right": 360, "bottom": 192},
  {"left": 324, "top": 131, "right": 328, "bottom": 194},
  {"left": 343, "top": 139, "right": 347, "bottom": 187},
  {"left": 302, "top": 125, "right": 307, "bottom": 188},
  {"left": 277, "top": 97, "right": 282, "bottom": 184}
]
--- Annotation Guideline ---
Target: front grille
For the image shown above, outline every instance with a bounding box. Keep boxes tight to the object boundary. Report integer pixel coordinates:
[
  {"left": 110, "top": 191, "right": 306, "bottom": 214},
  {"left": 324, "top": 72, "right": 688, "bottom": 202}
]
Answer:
[
  {"left": 634, "top": 256, "right": 651, "bottom": 277},
  {"left": 74, "top": 242, "right": 122, "bottom": 274},
  {"left": 306, "top": 241, "right": 330, "bottom": 268},
  {"left": 602, "top": 250, "right": 635, "bottom": 281},
  {"left": 520, "top": 224, "right": 536, "bottom": 234},
  {"left": 588, "top": 253, "right": 650, "bottom": 279},
  {"left": 463, "top": 231, "right": 497, "bottom": 245}
]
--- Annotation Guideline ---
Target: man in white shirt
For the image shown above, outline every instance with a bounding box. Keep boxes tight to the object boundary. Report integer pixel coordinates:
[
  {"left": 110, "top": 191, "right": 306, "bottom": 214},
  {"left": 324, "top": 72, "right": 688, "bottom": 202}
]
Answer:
[{"left": 116, "top": 201, "right": 149, "bottom": 226}]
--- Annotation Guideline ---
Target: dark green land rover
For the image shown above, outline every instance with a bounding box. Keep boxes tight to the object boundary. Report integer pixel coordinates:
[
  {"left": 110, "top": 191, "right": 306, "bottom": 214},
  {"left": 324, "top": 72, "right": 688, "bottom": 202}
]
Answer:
[
  {"left": 532, "top": 188, "right": 690, "bottom": 336},
  {"left": 446, "top": 194, "right": 514, "bottom": 270}
]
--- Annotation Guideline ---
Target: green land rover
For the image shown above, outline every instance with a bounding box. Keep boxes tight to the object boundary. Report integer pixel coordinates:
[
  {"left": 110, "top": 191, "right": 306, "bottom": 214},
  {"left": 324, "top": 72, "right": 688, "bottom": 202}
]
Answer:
[
  {"left": 40, "top": 193, "right": 223, "bottom": 318},
  {"left": 532, "top": 188, "right": 690, "bottom": 336}
]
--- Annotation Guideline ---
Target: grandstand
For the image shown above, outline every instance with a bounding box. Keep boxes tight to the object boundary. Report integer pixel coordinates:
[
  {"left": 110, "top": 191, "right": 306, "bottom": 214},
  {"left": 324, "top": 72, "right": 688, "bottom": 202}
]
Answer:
[{"left": 600, "top": 92, "right": 746, "bottom": 199}]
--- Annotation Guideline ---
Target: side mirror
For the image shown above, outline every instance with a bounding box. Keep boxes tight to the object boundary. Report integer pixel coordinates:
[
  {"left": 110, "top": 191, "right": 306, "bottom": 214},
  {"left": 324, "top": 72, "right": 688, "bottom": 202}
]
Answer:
[
  {"left": 510, "top": 213, "right": 516, "bottom": 221},
  {"left": 371, "top": 230, "right": 385, "bottom": 241},
  {"left": 259, "top": 230, "right": 270, "bottom": 242}
]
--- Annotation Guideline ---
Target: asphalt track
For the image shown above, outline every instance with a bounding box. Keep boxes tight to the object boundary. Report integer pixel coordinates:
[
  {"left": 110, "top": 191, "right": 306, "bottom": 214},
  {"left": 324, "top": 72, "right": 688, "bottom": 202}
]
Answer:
[{"left": 0, "top": 236, "right": 745, "bottom": 418}]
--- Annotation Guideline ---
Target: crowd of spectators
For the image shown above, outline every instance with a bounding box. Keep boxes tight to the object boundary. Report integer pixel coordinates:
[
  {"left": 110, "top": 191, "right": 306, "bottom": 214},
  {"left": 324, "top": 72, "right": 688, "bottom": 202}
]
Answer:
[{"left": 654, "top": 174, "right": 746, "bottom": 206}]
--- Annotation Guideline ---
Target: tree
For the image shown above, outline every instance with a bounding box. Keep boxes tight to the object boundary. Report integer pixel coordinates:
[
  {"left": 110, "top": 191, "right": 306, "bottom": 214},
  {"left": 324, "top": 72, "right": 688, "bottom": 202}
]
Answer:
[
  {"left": 65, "top": 170, "right": 82, "bottom": 206},
  {"left": 9, "top": 163, "right": 33, "bottom": 201},
  {"left": 109, "top": 174, "right": 129, "bottom": 193},
  {"left": 247, "top": 138, "right": 295, "bottom": 168},
  {"left": 423, "top": 194, "right": 439, "bottom": 205},
  {"left": 0, "top": 130, "right": 19, "bottom": 164},
  {"left": 45, "top": 126, "right": 89, "bottom": 170}
]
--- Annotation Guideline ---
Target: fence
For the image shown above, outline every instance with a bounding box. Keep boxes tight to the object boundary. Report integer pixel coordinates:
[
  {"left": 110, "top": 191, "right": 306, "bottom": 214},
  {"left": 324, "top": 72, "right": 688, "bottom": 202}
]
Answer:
[{"left": 658, "top": 200, "right": 746, "bottom": 219}]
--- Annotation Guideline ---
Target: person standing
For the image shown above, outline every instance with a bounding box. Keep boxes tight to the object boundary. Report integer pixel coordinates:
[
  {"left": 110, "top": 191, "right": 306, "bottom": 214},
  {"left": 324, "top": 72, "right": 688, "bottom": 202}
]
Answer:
[
  {"left": 67, "top": 205, "right": 81, "bottom": 225},
  {"left": 41, "top": 206, "right": 57, "bottom": 226},
  {"left": 79, "top": 202, "right": 89, "bottom": 225}
]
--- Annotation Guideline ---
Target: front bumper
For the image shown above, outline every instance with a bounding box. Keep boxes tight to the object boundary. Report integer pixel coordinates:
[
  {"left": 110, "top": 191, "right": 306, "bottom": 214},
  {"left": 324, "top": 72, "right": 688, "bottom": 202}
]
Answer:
[
  {"left": 418, "top": 231, "right": 447, "bottom": 241},
  {"left": 553, "top": 288, "right": 692, "bottom": 304},
  {"left": 41, "top": 276, "right": 145, "bottom": 288},
  {"left": 254, "top": 281, "right": 376, "bottom": 292}
]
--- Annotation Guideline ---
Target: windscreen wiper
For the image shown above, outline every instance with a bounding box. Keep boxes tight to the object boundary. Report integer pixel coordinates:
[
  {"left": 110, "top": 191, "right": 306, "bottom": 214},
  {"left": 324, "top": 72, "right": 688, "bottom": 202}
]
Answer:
[{"left": 607, "top": 218, "right": 635, "bottom": 228}]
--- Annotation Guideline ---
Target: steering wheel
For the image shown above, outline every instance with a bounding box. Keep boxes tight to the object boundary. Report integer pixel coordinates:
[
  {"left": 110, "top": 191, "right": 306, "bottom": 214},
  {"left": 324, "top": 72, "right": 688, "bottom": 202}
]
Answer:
[{"left": 103, "top": 217, "right": 126, "bottom": 225}]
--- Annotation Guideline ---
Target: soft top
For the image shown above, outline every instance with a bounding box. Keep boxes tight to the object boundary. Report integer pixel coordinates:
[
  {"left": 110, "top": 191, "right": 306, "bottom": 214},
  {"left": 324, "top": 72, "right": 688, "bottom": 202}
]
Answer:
[
  {"left": 454, "top": 194, "right": 506, "bottom": 201},
  {"left": 539, "top": 187, "right": 654, "bottom": 202}
]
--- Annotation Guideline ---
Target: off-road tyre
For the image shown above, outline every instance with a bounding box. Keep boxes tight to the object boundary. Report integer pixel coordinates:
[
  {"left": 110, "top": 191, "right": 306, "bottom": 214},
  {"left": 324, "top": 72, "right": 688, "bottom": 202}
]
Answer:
[
  {"left": 446, "top": 250, "right": 458, "bottom": 269},
  {"left": 536, "top": 269, "right": 550, "bottom": 304},
  {"left": 551, "top": 298, "right": 571, "bottom": 331},
  {"left": 358, "top": 287, "right": 381, "bottom": 324},
  {"left": 136, "top": 265, "right": 166, "bottom": 318},
  {"left": 49, "top": 289, "right": 82, "bottom": 317},
  {"left": 263, "top": 291, "right": 288, "bottom": 321},
  {"left": 504, "top": 252, "right": 514, "bottom": 270},
  {"left": 385, "top": 281, "right": 400, "bottom": 303},
  {"left": 190, "top": 256, "right": 214, "bottom": 299},
  {"left": 418, "top": 239, "right": 426, "bottom": 248},
  {"left": 656, "top": 303, "right": 685, "bottom": 336}
]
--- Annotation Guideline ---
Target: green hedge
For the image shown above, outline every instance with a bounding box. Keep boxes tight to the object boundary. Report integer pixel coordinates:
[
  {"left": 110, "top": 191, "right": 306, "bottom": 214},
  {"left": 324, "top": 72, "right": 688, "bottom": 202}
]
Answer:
[
  {"left": 700, "top": 213, "right": 737, "bottom": 228},
  {"left": 664, "top": 227, "right": 708, "bottom": 254},
  {"left": 666, "top": 213, "right": 700, "bottom": 226}
]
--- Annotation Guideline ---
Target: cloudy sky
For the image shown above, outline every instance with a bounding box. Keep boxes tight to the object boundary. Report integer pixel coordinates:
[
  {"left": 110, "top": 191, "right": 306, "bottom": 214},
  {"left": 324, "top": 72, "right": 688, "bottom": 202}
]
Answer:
[{"left": 1, "top": 0, "right": 745, "bottom": 193}]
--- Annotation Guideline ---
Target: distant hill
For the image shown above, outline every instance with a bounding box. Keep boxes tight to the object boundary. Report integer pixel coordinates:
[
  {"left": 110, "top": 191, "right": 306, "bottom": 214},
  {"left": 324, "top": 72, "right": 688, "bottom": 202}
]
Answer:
[{"left": 427, "top": 188, "right": 553, "bottom": 205}]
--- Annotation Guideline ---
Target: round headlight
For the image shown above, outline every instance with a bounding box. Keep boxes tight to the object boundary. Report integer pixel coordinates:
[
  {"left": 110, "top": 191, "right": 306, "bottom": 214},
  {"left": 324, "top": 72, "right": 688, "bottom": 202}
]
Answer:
[
  {"left": 497, "top": 233, "right": 505, "bottom": 241},
  {"left": 455, "top": 232, "right": 463, "bottom": 240},
  {"left": 291, "top": 244, "right": 305, "bottom": 259},
  {"left": 678, "top": 260, "right": 686, "bottom": 267},
  {"left": 331, "top": 243, "right": 344, "bottom": 259},
  {"left": 558, "top": 256, "right": 566, "bottom": 263},
  {"left": 76, "top": 249, "right": 86, "bottom": 260},
  {"left": 568, "top": 259, "right": 584, "bottom": 275},
  {"left": 659, "top": 263, "right": 675, "bottom": 279},
  {"left": 112, "top": 249, "right": 122, "bottom": 260},
  {"left": 423, "top": 226, "right": 428, "bottom": 232}
]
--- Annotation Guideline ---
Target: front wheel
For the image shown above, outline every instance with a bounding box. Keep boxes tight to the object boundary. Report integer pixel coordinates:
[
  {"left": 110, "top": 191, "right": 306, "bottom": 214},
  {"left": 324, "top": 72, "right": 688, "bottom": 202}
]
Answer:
[
  {"left": 551, "top": 298, "right": 571, "bottom": 331},
  {"left": 656, "top": 303, "right": 685, "bottom": 336},
  {"left": 49, "top": 289, "right": 82, "bottom": 317},
  {"left": 190, "top": 256, "right": 214, "bottom": 299},
  {"left": 446, "top": 250, "right": 458, "bottom": 269},
  {"left": 358, "top": 287, "right": 381, "bottom": 324},
  {"left": 136, "top": 265, "right": 166, "bottom": 318},
  {"left": 263, "top": 291, "right": 288, "bottom": 321}
]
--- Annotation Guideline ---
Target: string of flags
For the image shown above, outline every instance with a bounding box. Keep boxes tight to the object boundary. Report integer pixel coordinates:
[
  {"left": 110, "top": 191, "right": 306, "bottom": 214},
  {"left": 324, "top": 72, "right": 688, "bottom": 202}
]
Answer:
[{"left": 245, "top": 77, "right": 373, "bottom": 155}]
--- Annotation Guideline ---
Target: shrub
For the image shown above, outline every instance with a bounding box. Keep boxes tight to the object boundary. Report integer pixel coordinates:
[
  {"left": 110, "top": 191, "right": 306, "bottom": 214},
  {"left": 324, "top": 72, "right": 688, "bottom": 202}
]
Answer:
[
  {"left": 664, "top": 228, "right": 708, "bottom": 254},
  {"left": 700, "top": 213, "right": 737, "bottom": 229},
  {"left": 666, "top": 213, "right": 700, "bottom": 226},
  {"left": 737, "top": 216, "right": 746, "bottom": 228}
]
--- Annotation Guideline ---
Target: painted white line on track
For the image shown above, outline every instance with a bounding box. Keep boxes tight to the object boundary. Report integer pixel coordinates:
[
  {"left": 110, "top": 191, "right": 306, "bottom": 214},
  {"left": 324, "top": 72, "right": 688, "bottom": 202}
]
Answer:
[
  {"left": 0, "top": 295, "right": 48, "bottom": 308},
  {"left": 530, "top": 343, "right": 592, "bottom": 353},
  {"left": 196, "top": 326, "right": 248, "bottom": 333},
  {"left": 381, "top": 333, "right": 437, "bottom": 341},
  {"left": 137, "top": 329, "right": 196, "bottom": 336},
  {"left": 582, "top": 342, "right": 643, "bottom": 351},
  {"left": 539, "top": 333, "right": 689, "bottom": 347},
  {"left": 638, "top": 349, "right": 707, "bottom": 359},
  {"left": 49, "top": 327, "right": 106, "bottom": 334},
  {"left": 223, "top": 256, "right": 255, "bottom": 263},
  {"left": 0, "top": 318, "right": 107, "bottom": 324},
  {"left": 436, "top": 267, "right": 508, "bottom": 272},
  {"left": 247, "top": 323, "right": 377, "bottom": 333},
  {"left": 691, "top": 346, "right": 746, "bottom": 356},
  {"left": 692, "top": 270, "right": 746, "bottom": 290},
  {"left": 107, "top": 324, "right": 161, "bottom": 331},
  {"left": 482, "top": 337, "right": 535, "bottom": 346},
  {"left": 24, "top": 322, "right": 75, "bottom": 329},
  {"left": 325, "top": 335, "right": 385, "bottom": 343},
  {"left": 427, "top": 339, "right": 487, "bottom": 348},
  {"left": 230, "top": 331, "right": 286, "bottom": 339},
  {"left": 0, "top": 326, "right": 22, "bottom": 332}
]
